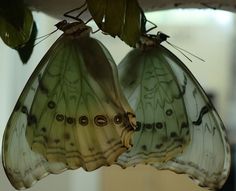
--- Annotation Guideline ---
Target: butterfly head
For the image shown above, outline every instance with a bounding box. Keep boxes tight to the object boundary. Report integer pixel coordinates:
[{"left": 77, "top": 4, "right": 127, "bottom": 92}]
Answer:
[{"left": 55, "top": 19, "right": 92, "bottom": 38}]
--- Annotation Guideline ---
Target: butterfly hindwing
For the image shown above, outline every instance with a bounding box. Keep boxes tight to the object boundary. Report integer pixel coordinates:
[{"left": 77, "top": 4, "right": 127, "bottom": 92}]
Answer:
[{"left": 2, "top": 55, "right": 68, "bottom": 188}]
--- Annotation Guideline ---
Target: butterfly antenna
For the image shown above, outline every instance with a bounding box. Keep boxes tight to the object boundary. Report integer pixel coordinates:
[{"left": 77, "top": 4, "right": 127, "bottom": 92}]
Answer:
[
  {"left": 35, "top": 29, "right": 58, "bottom": 40},
  {"left": 165, "top": 41, "right": 205, "bottom": 62},
  {"left": 34, "top": 36, "right": 51, "bottom": 47},
  {"left": 33, "top": 28, "right": 59, "bottom": 47},
  {"left": 64, "top": 1, "right": 87, "bottom": 20}
]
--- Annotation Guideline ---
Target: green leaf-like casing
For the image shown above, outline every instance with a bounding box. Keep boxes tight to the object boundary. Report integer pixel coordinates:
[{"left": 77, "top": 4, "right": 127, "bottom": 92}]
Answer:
[
  {"left": 0, "top": 6, "right": 33, "bottom": 49},
  {"left": 87, "top": 0, "right": 143, "bottom": 47}
]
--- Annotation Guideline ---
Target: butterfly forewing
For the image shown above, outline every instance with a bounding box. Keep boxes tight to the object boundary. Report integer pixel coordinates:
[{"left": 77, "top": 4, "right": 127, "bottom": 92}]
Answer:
[
  {"left": 2, "top": 21, "right": 136, "bottom": 189},
  {"left": 117, "top": 47, "right": 190, "bottom": 166}
]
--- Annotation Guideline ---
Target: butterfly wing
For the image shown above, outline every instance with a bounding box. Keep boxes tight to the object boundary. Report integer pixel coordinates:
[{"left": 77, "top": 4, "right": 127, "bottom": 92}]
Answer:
[
  {"left": 2, "top": 109, "right": 67, "bottom": 189},
  {"left": 117, "top": 47, "right": 190, "bottom": 167},
  {"left": 151, "top": 45, "right": 231, "bottom": 190},
  {"left": 2, "top": 33, "right": 135, "bottom": 189},
  {"left": 2, "top": 36, "right": 68, "bottom": 189}
]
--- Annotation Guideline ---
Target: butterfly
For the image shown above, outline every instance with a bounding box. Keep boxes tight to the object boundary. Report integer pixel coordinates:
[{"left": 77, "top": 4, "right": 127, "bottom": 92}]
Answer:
[
  {"left": 117, "top": 32, "right": 231, "bottom": 190},
  {"left": 2, "top": 19, "right": 136, "bottom": 189}
]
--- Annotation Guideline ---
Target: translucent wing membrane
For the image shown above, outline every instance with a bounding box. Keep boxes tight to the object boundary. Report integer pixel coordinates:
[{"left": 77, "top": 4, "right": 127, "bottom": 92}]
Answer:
[
  {"left": 2, "top": 21, "right": 136, "bottom": 189},
  {"left": 151, "top": 46, "right": 231, "bottom": 190},
  {"left": 117, "top": 47, "right": 190, "bottom": 166},
  {"left": 117, "top": 39, "right": 230, "bottom": 190}
]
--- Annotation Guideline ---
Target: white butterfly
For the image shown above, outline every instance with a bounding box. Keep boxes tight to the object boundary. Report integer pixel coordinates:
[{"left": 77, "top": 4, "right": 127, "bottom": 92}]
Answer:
[
  {"left": 2, "top": 20, "right": 136, "bottom": 189},
  {"left": 117, "top": 33, "right": 231, "bottom": 190}
]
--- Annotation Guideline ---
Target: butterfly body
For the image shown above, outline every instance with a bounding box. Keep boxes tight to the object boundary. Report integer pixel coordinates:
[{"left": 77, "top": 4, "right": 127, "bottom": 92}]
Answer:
[
  {"left": 117, "top": 33, "right": 230, "bottom": 190},
  {"left": 2, "top": 20, "right": 136, "bottom": 189}
]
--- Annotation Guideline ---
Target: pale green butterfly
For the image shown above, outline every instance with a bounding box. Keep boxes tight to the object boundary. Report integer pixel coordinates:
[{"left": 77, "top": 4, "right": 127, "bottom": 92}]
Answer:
[
  {"left": 2, "top": 19, "right": 136, "bottom": 189},
  {"left": 117, "top": 32, "right": 230, "bottom": 190}
]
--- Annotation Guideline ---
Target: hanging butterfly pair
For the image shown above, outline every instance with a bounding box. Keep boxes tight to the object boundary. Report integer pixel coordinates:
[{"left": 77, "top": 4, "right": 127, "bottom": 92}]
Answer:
[{"left": 2, "top": 11, "right": 230, "bottom": 191}]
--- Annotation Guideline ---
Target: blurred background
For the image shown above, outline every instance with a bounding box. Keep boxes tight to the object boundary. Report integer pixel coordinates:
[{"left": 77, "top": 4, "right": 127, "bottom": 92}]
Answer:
[{"left": 0, "top": 9, "right": 235, "bottom": 191}]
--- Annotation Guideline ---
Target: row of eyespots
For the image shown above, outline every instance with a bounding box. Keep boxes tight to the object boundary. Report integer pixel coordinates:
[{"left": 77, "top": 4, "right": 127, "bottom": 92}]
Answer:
[
  {"left": 135, "top": 121, "right": 189, "bottom": 131},
  {"left": 135, "top": 121, "right": 166, "bottom": 131},
  {"left": 55, "top": 113, "right": 124, "bottom": 127},
  {"left": 21, "top": 102, "right": 125, "bottom": 127},
  {"left": 26, "top": 112, "right": 124, "bottom": 127},
  {"left": 47, "top": 100, "right": 125, "bottom": 126}
]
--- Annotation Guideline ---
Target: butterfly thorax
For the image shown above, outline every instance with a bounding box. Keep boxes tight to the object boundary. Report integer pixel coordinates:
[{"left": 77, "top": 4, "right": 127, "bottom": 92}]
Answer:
[
  {"left": 55, "top": 20, "right": 92, "bottom": 38},
  {"left": 137, "top": 32, "right": 170, "bottom": 51}
]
